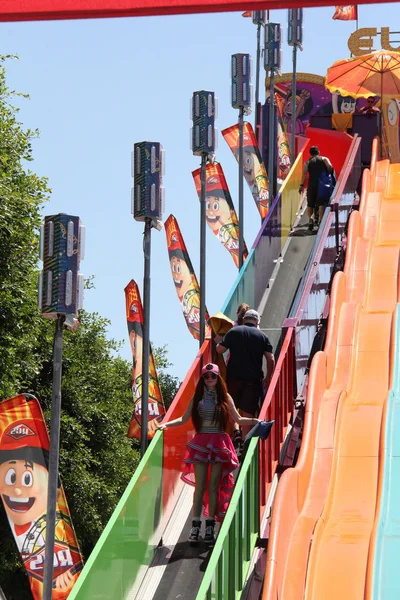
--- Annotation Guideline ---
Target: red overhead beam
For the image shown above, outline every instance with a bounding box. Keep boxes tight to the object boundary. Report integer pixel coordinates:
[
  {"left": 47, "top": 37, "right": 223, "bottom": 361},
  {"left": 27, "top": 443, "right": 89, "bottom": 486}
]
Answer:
[{"left": 0, "top": 0, "right": 393, "bottom": 23}]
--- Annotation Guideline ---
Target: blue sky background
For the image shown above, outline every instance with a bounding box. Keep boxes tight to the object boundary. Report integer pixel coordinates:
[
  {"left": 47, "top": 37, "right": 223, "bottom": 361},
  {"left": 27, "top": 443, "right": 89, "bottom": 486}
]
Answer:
[{"left": 0, "top": 3, "right": 397, "bottom": 380}]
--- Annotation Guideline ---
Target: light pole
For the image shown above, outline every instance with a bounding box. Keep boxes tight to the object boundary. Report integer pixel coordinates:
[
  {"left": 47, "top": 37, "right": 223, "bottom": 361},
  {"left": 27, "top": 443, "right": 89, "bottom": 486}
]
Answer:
[
  {"left": 265, "top": 22, "right": 282, "bottom": 203},
  {"left": 39, "top": 213, "right": 85, "bottom": 600},
  {"left": 288, "top": 8, "right": 304, "bottom": 165},
  {"left": 191, "top": 91, "right": 217, "bottom": 345},
  {"left": 132, "top": 142, "right": 165, "bottom": 456},
  {"left": 252, "top": 11, "right": 268, "bottom": 141},
  {"left": 231, "top": 53, "right": 252, "bottom": 270}
]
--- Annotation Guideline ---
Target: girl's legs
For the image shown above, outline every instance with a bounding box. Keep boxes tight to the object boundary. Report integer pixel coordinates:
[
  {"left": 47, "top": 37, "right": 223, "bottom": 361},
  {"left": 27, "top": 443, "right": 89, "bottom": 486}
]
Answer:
[
  {"left": 193, "top": 462, "right": 208, "bottom": 518},
  {"left": 208, "top": 463, "right": 223, "bottom": 519}
]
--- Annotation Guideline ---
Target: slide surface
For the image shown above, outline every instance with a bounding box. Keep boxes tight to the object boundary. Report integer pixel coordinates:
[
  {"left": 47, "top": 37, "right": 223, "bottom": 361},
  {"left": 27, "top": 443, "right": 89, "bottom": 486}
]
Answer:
[
  {"left": 263, "top": 150, "right": 400, "bottom": 600},
  {"left": 370, "top": 303, "right": 400, "bottom": 600}
]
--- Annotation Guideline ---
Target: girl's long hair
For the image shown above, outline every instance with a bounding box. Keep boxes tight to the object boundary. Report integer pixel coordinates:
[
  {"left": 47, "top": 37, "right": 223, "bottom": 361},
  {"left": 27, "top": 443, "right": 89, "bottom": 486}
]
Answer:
[
  {"left": 236, "top": 302, "right": 251, "bottom": 325},
  {"left": 191, "top": 375, "right": 230, "bottom": 433}
]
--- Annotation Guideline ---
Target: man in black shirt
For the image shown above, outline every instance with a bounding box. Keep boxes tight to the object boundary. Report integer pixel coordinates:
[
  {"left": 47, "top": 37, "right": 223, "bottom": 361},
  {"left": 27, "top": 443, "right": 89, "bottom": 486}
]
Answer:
[
  {"left": 299, "top": 146, "right": 333, "bottom": 232},
  {"left": 216, "top": 309, "right": 275, "bottom": 437}
]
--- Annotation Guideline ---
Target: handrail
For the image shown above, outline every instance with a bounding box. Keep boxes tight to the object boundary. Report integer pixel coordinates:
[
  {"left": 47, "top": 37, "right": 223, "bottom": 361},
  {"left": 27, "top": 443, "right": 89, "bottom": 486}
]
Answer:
[
  {"left": 331, "top": 134, "right": 361, "bottom": 206},
  {"left": 196, "top": 328, "right": 295, "bottom": 600}
]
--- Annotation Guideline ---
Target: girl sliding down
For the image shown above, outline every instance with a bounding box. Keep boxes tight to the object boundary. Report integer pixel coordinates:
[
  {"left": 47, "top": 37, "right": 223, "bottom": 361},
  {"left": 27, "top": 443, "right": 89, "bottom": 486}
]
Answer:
[{"left": 158, "top": 363, "right": 261, "bottom": 544}]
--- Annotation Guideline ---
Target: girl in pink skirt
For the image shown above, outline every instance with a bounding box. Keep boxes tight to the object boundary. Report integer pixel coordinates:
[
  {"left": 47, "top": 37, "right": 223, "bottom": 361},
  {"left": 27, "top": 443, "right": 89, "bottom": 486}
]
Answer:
[{"left": 158, "top": 363, "right": 261, "bottom": 544}]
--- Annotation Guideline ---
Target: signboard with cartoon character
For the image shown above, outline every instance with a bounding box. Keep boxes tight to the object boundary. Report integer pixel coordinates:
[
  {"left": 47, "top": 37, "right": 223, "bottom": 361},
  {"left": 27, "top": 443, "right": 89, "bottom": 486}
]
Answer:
[
  {"left": 222, "top": 122, "right": 269, "bottom": 219},
  {"left": 192, "top": 162, "right": 248, "bottom": 268},
  {"left": 0, "top": 394, "right": 83, "bottom": 599},
  {"left": 125, "top": 280, "right": 166, "bottom": 441},
  {"left": 165, "top": 215, "right": 211, "bottom": 341}
]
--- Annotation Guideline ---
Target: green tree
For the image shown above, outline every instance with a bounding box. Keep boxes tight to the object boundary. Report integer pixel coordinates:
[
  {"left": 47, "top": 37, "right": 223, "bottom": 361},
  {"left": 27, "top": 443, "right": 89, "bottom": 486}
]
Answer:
[
  {"left": 153, "top": 344, "right": 181, "bottom": 410},
  {"left": 0, "top": 57, "right": 182, "bottom": 599}
]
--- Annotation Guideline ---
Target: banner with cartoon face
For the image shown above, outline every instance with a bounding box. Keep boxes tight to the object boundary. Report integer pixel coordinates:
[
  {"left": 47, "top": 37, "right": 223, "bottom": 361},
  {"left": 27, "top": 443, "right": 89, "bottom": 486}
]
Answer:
[
  {"left": 165, "top": 215, "right": 211, "bottom": 341},
  {"left": 222, "top": 123, "right": 269, "bottom": 220},
  {"left": 125, "top": 280, "right": 166, "bottom": 440},
  {"left": 0, "top": 394, "right": 83, "bottom": 599},
  {"left": 275, "top": 94, "right": 292, "bottom": 180},
  {"left": 192, "top": 163, "right": 248, "bottom": 268}
]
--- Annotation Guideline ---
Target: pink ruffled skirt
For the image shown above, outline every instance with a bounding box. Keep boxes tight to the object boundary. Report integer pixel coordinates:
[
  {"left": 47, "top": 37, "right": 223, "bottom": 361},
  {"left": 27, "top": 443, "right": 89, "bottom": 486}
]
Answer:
[{"left": 181, "top": 432, "right": 239, "bottom": 522}]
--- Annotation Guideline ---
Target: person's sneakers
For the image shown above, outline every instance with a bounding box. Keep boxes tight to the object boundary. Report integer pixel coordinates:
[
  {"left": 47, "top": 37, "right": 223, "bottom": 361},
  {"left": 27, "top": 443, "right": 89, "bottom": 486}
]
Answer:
[
  {"left": 308, "top": 219, "right": 314, "bottom": 232},
  {"left": 188, "top": 520, "right": 201, "bottom": 544},
  {"left": 204, "top": 519, "right": 216, "bottom": 544},
  {"left": 314, "top": 218, "right": 320, "bottom": 227}
]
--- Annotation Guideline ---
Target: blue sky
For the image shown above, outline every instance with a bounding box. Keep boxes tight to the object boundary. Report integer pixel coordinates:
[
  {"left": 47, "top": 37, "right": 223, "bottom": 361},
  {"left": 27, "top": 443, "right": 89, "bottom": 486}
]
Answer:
[{"left": 0, "top": 3, "right": 397, "bottom": 380}]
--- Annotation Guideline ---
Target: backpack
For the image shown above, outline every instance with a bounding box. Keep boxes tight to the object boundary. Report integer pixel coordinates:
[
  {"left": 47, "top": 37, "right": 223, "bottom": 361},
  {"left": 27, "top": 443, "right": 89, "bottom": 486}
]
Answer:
[{"left": 318, "top": 168, "right": 336, "bottom": 205}]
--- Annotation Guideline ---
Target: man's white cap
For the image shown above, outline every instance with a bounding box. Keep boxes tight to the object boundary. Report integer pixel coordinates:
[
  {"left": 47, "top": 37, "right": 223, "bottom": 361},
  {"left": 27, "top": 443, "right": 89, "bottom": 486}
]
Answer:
[{"left": 244, "top": 309, "right": 260, "bottom": 322}]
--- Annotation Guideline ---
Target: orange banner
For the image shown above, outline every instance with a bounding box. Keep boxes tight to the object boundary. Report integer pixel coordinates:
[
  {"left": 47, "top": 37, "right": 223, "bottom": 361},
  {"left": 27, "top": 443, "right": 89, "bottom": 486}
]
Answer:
[
  {"left": 125, "top": 280, "right": 166, "bottom": 440},
  {"left": 165, "top": 215, "right": 211, "bottom": 341},
  {"left": 192, "top": 163, "right": 248, "bottom": 268},
  {"left": 333, "top": 5, "right": 357, "bottom": 20},
  {"left": 275, "top": 94, "right": 292, "bottom": 180},
  {"left": 0, "top": 394, "right": 83, "bottom": 599},
  {"left": 222, "top": 122, "right": 269, "bottom": 219}
]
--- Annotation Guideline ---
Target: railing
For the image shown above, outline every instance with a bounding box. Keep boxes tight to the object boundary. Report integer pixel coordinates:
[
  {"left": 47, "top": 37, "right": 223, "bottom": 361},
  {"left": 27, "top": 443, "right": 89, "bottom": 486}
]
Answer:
[
  {"left": 196, "top": 328, "right": 296, "bottom": 600},
  {"left": 285, "top": 135, "right": 362, "bottom": 388},
  {"left": 222, "top": 151, "right": 306, "bottom": 321},
  {"left": 69, "top": 340, "right": 212, "bottom": 600}
]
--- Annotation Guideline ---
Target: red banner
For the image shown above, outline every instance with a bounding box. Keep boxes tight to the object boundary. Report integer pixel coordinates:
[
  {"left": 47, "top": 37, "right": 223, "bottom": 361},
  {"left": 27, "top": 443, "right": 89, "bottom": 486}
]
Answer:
[
  {"left": 125, "top": 280, "right": 166, "bottom": 440},
  {"left": 275, "top": 94, "right": 292, "bottom": 180},
  {"left": 192, "top": 163, "right": 248, "bottom": 268},
  {"left": 165, "top": 215, "right": 211, "bottom": 341},
  {"left": 0, "top": 1, "right": 384, "bottom": 24},
  {"left": 222, "top": 122, "right": 269, "bottom": 219},
  {"left": 0, "top": 394, "right": 83, "bottom": 599},
  {"left": 333, "top": 5, "right": 358, "bottom": 20}
]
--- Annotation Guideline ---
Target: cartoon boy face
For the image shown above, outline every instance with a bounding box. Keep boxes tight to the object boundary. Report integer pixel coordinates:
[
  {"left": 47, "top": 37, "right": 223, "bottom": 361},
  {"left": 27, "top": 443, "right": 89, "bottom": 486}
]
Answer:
[
  {"left": 170, "top": 256, "right": 192, "bottom": 296},
  {"left": 243, "top": 151, "right": 256, "bottom": 185},
  {"left": 206, "top": 195, "right": 231, "bottom": 233},
  {"left": 129, "top": 329, "right": 143, "bottom": 372},
  {"left": 341, "top": 99, "right": 356, "bottom": 114},
  {"left": 0, "top": 459, "right": 48, "bottom": 526}
]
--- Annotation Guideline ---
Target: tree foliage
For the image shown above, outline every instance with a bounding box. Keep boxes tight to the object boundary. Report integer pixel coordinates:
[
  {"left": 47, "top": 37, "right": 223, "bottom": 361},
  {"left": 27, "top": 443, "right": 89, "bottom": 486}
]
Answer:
[{"left": 0, "top": 56, "right": 181, "bottom": 599}]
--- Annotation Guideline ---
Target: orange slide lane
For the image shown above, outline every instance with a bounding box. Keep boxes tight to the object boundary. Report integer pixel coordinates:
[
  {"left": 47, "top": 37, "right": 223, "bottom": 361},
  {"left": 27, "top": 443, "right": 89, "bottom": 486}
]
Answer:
[{"left": 262, "top": 145, "right": 400, "bottom": 600}]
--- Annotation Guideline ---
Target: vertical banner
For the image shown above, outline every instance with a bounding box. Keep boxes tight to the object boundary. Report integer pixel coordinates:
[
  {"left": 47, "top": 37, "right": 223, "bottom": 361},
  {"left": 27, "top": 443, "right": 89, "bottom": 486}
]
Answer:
[
  {"left": 0, "top": 394, "right": 83, "bottom": 599},
  {"left": 192, "top": 163, "right": 248, "bottom": 268},
  {"left": 333, "top": 5, "right": 357, "bottom": 20},
  {"left": 165, "top": 215, "right": 211, "bottom": 341},
  {"left": 222, "top": 122, "right": 269, "bottom": 219},
  {"left": 125, "top": 280, "right": 166, "bottom": 440},
  {"left": 275, "top": 94, "right": 292, "bottom": 179}
]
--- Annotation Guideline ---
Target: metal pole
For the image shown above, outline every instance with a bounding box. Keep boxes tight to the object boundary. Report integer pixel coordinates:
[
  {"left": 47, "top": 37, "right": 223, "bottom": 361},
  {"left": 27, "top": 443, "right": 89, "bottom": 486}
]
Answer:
[
  {"left": 43, "top": 314, "right": 65, "bottom": 600},
  {"left": 238, "top": 106, "right": 245, "bottom": 270},
  {"left": 291, "top": 44, "right": 297, "bottom": 165},
  {"left": 199, "top": 153, "right": 207, "bottom": 346},
  {"left": 268, "top": 71, "right": 276, "bottom": 204},
  {"left": 255, "top": 23, "right": 261, "bottom": 138},
  {"left": 140, "top": 217, "right": 151, "bottom": 457}
]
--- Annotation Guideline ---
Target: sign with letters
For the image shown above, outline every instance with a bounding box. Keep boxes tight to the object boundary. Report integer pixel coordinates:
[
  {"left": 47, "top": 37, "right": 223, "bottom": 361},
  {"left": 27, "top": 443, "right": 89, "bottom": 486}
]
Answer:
[{"left": 348, "top": 27, "right": 400, "bottom": 56}]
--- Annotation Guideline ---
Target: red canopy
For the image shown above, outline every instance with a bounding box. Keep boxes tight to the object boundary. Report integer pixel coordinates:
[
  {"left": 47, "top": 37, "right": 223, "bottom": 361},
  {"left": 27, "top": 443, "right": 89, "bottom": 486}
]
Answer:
[{"left": 0, "top": 0, "right": 394, "bottom": 23}]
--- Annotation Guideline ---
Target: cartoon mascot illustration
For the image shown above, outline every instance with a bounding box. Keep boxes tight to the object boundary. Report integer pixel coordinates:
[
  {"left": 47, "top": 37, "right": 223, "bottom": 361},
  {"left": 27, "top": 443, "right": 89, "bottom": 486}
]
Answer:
[{"left": 0, "top": 398, "right": 83, "bottom": 599}]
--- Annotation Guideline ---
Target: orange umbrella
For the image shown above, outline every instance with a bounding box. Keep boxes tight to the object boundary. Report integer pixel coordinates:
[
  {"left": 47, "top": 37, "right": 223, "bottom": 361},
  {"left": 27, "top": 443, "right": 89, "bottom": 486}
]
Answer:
[{"left": 325, "top": 50, "right": 400, "bottom": 99}]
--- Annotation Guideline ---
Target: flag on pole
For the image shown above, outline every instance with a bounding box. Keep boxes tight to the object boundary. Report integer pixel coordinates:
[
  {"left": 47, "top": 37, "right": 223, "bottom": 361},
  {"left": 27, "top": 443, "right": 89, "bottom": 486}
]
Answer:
[
  {"left": 165, "top": 215, "right": 211, "bottom": 341},
  {"left": 333, "top": 5, "right": 357, "bottom": 20},
  {"left": 0, "top": 394, "right": 83, "bottom": 599},
  {"left": 222, "top": 122, "right": 269, "bottom": 219},
  {"left": 192, "top": 162, "right": 248, "bottom": 268},
  {"left": 125, "top": 280, "right": 166, "bottom": 440}
]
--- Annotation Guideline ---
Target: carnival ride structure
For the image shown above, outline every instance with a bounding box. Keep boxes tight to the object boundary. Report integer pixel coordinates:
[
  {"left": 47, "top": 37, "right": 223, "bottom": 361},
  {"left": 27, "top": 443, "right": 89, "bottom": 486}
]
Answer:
[
  {"left": 65, "top": 121, "right": 363, "bottom": 600},
  {"left": 263, "top": 138, "right": 400, "bottom": 600}
]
